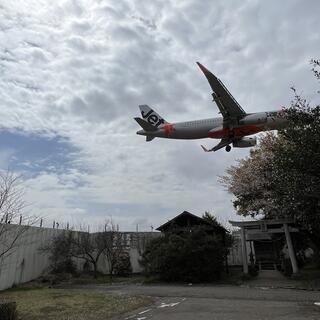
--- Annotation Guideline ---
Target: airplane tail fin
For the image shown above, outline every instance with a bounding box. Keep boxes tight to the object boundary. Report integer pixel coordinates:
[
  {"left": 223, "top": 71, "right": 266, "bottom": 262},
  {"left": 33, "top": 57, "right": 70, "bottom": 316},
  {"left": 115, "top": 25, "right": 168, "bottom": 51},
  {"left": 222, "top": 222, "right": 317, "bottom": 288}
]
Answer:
[
  {"left": 134, "top": 117, "right": 158, "bottom": 132},
  {"left": 139, "top": 105, "right": 168, "bottom": 127}
]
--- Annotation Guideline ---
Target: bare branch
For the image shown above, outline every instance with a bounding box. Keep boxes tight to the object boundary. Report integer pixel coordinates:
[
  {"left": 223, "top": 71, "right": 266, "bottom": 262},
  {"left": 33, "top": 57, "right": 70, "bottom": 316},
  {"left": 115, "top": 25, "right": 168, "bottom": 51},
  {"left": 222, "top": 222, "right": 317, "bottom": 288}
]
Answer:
[{"left": 0, "top": 169, "right": 38, "bottom": 262}]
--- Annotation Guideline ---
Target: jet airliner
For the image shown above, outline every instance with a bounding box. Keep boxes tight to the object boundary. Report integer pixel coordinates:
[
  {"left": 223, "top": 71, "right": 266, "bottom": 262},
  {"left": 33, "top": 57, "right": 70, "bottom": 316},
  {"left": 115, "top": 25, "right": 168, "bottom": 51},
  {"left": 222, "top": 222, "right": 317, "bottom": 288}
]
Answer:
[{"left": 135, "top": 62, "right": 287, "bottom": 152}]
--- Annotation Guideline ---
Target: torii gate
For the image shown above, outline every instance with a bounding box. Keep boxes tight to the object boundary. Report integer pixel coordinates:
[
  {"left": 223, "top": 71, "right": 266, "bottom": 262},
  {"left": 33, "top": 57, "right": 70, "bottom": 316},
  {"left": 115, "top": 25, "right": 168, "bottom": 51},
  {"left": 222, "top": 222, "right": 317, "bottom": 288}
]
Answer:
[{"left": 229, "top": 219, "right": 299, "bottom": 274}]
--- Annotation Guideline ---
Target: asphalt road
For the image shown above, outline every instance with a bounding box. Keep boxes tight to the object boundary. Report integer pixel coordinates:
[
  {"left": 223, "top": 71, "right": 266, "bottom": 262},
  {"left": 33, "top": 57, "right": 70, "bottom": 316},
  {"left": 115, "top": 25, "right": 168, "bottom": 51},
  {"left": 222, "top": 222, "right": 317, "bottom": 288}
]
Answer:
[{"left": 64, "top": 284, "right": 320, "bottom": 320}]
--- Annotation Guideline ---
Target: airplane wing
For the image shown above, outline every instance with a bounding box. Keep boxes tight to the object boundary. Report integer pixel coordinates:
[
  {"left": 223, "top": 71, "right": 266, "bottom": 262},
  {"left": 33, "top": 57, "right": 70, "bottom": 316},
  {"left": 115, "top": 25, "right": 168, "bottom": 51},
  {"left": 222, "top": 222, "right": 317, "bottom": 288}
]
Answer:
[
  {"left": 201, "top": 138, "right": 231, "bottom": 152},
  {"left": 197, "top": 62, "right": 246, "bottom": 119}
]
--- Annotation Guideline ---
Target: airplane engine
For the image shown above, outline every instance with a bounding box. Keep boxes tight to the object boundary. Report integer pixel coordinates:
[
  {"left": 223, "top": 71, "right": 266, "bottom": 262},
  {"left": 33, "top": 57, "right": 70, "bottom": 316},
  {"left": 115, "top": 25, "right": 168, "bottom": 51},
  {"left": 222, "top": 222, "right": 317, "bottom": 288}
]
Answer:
[{"left": 233, "top": 137, "right": 257, "bottom": 148}]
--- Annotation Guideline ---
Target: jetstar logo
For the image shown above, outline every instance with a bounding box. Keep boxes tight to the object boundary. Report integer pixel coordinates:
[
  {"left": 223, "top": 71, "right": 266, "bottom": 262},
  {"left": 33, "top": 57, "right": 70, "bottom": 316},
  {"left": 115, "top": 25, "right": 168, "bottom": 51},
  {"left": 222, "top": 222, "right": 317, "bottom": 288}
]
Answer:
[{"left": 141, "top": 109, "right": 165, "bottom": 127}]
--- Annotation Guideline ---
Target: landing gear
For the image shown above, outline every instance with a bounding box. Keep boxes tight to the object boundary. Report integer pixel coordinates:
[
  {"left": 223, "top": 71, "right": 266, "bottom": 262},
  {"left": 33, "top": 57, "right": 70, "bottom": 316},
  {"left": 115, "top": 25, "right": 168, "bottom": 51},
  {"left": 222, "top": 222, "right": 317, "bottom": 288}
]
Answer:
[{"left": 225, "top": 145, "right": 231, "bottom": 152}]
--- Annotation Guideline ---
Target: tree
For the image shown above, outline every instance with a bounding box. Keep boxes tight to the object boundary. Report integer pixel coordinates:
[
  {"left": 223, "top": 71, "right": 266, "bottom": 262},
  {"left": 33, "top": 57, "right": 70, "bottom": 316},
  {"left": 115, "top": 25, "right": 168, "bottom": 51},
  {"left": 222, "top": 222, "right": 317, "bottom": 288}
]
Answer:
[
  {"left": 270, "top": 61, "right": 320, "bottom": 248},
  {"left": 101, "top": 224, "right": 127, "bottom": 279},
  {"left": 202, "top": 211, "right": 221, "bottom": 227},
  {"left": 42, "top": 222, "right": 130, "bottom": 279},
  {"left": 202, "top": 211, "right": 234, "bottom": 272},
  {"left": 140, "top": 225, "right": 231, "bottom": 282},
  {"left": 0, "top": 170, "right": 36, "bottom": 263},
  {"left": 41, "top": 230, "right": 76, "bottom": 274},
  {"left": 68, "top": 229, "right": 108, "bottom": 278},
  {"left": 221, "top": 59, "right": 320, "bottom": 250},
  {"left": 113, "top": 251, "right": 132, "bottom": 276},
  {"left": 220, "top": 133, "right": 281, "bottom": 217}
]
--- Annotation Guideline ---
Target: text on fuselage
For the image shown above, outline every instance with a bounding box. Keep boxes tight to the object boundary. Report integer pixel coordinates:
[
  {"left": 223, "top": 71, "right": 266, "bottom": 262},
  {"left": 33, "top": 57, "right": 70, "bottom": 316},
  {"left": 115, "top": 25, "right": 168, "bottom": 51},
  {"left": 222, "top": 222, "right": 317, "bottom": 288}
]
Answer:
[{"left": 141, "top": 109, "right": 165, "bottom": 127}]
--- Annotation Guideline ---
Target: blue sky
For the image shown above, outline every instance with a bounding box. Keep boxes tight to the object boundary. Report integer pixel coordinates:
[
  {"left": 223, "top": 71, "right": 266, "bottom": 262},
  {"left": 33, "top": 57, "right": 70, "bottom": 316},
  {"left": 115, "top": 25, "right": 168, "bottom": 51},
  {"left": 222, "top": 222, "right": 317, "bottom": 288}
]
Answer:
[
  {"left": 0, "top": 0, "right": 319, "bottom": 230},
  {"left": 0, "top": 130, "right": 77, "bottom": 174}
]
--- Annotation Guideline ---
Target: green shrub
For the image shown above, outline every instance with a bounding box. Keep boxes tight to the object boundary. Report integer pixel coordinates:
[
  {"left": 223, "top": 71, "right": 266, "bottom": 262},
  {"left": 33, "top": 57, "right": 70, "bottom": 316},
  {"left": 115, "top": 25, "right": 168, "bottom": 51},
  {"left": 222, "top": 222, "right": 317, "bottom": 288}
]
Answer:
[
  {"left": 114, "top": 252, "right": 132, "bottom": 276},
  {"left": 141, "top": 227, "right": 230, "bottom": 282},
  {"left": 0, "top": 301, "right": 18, "bottom": 320},
  {"left": 41, "top": 231, "right": 77, "bottom": 275},
  {"left": 248, "top": 265, "right": 258, "bottom": 277}
]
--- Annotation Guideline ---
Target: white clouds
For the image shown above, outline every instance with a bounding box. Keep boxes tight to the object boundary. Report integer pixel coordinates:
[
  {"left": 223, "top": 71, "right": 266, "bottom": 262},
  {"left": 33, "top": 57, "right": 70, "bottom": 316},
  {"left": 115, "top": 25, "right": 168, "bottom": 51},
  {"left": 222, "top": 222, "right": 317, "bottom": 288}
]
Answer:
[{"left": 0, "top": 0, "right": 319, "bottom": 230}]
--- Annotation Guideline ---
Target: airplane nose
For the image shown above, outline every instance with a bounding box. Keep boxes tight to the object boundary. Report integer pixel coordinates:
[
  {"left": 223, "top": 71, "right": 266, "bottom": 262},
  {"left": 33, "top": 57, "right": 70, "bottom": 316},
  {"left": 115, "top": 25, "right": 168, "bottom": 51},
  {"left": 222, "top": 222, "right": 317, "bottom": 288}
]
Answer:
[{"left": 136, "top": 130, "right": 145, "bottom": 135}]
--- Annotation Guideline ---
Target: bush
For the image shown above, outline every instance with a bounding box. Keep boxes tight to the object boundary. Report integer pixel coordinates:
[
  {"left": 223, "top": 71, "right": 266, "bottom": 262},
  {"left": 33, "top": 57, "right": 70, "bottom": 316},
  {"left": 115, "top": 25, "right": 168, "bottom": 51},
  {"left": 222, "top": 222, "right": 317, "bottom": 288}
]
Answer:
[
  {"left": 52, "top": 258, "right": 77, "bottom": 275},
  {"left": 248, "top": 265, "right": 258, "bottom": 277},
  {"left": 39, "top": 272, "right": 73, "bottom": 285},
  {"left": 282, "top": 259, "right": 293, "bottom": 277},
  {"left": 41, "top": 231, "right": 77, "bottom": 275},
  {"left": 0, "top": 301, "right": 17, "bottom": 320},
  {"left": 141, "top": 227, "right": 230, "bottom": 282},
  {"left": 114, "top": 252, "right": 132, "bottom": 276}
]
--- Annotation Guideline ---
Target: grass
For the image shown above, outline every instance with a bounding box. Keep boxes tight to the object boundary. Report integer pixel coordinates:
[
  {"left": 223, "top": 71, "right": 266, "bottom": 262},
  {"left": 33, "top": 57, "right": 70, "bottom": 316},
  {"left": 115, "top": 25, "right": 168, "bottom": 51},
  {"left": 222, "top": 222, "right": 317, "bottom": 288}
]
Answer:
[{"left": 0, "top": 287, "right": 152, "bottom": 320}]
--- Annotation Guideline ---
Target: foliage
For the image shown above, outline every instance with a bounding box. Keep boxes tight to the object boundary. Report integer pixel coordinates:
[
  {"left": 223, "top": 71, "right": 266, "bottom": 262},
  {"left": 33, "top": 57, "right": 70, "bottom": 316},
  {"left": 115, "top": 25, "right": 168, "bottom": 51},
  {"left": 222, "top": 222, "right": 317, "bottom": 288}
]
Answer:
[
  {"left": 42, "top": 231, "right": 77, "bottom": 274},
  {"left": 0, "top": 301, "right": 17, "bottom": 320},
  {"left": 220, "top": 133, "right": 281, "bottom": 217},
  {"left": 272, "top": 89, "right": 320, "bottom": 247},
  {"left": 101, "top": 227, "right": 127, "bottom": 278},
  {"left": 202, "top": 211, "right": 234, "bottom": 252},
  {"left": 141, "top": 226, "right": 230, "bottom": 282},
  {"left": 270, "top": 59, "right": 320, "bottom": 244},
  {"left": 68, "top": 230, "right": 112, "bottom": 279},
  {"left": 113, "top": 252, "right": 132, "bottom": 276},
  {"left": 221, "top": 59, "right": 320, "bottom": 249},
  {"left": 42, "top": 222, "right": 129, "bottom": 279},
  {"left": 202, "top": 211, "right": 221, "bottom": 227}
]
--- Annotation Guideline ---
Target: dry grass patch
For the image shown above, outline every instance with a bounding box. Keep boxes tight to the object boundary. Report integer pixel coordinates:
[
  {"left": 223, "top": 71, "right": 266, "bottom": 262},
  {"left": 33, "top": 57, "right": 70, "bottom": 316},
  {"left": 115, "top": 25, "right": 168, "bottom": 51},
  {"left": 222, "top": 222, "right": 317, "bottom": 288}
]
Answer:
[{"left": 0, "top": 288, "right": 152, "bottom": 320}]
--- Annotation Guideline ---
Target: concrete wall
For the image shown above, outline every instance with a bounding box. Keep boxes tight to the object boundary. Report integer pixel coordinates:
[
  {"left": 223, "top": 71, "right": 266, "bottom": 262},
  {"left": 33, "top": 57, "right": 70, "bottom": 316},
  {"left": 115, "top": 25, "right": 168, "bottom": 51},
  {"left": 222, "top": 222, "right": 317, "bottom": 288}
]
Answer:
[
  {"left": 96, "top": 232, "right": 161, "bottom": 274},
  {"left": 0, "top": 225, "right": 63, "bottom": 291},
  {"left": 0, "top": 224, "right": 160, "bottom": 291}
]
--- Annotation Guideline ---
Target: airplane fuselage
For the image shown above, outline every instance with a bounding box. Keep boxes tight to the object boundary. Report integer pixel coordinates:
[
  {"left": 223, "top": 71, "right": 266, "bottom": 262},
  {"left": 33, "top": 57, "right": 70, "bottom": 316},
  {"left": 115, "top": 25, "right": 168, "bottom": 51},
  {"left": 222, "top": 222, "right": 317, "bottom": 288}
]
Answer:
[
  {"left": 137, "top": 110, "right": 286, "bottom": 140},
  {"left": 135, "top": 62, "right": 288, "bottom": 152}
]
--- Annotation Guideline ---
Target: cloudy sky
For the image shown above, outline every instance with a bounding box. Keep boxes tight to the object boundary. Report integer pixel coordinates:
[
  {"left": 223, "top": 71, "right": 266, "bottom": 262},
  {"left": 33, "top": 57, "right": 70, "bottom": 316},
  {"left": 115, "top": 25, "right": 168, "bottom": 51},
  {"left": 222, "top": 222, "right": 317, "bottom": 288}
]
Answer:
[{"left": 0, "top": 0, "right": 319, "bottom": 231}]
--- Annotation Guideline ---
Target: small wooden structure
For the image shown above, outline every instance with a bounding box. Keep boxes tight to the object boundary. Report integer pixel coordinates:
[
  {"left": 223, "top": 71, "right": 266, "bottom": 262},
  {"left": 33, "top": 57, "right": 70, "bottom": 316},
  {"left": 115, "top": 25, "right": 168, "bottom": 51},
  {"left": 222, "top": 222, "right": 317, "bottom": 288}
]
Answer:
[
  {"left": 157, "top": 211, "right": 229, "bottom": 273},
  {"left": 157, "top": 211, "right": 226, "bottom": 235},
  {"left": 229, "top": 219, "right": 299, "bottom": 274}
]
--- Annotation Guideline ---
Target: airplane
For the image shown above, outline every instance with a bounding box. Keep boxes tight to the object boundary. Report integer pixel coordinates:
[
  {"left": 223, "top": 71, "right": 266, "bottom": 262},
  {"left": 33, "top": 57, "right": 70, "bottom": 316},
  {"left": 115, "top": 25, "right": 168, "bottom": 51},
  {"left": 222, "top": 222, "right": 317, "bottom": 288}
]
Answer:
[{"left": 134, "top": 62, "right": 287, "bottom": 152}]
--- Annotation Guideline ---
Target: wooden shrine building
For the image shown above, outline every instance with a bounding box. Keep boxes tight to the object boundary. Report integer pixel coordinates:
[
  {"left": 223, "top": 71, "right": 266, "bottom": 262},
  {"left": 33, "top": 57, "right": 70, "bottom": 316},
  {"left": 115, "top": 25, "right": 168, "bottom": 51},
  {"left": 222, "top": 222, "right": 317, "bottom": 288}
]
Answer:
[
  {"left": 157, "top": 211, "right": 227, "bottom": 235},
  {"left": 229, "top": 219, "right": 299, "bottom": 274}
]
